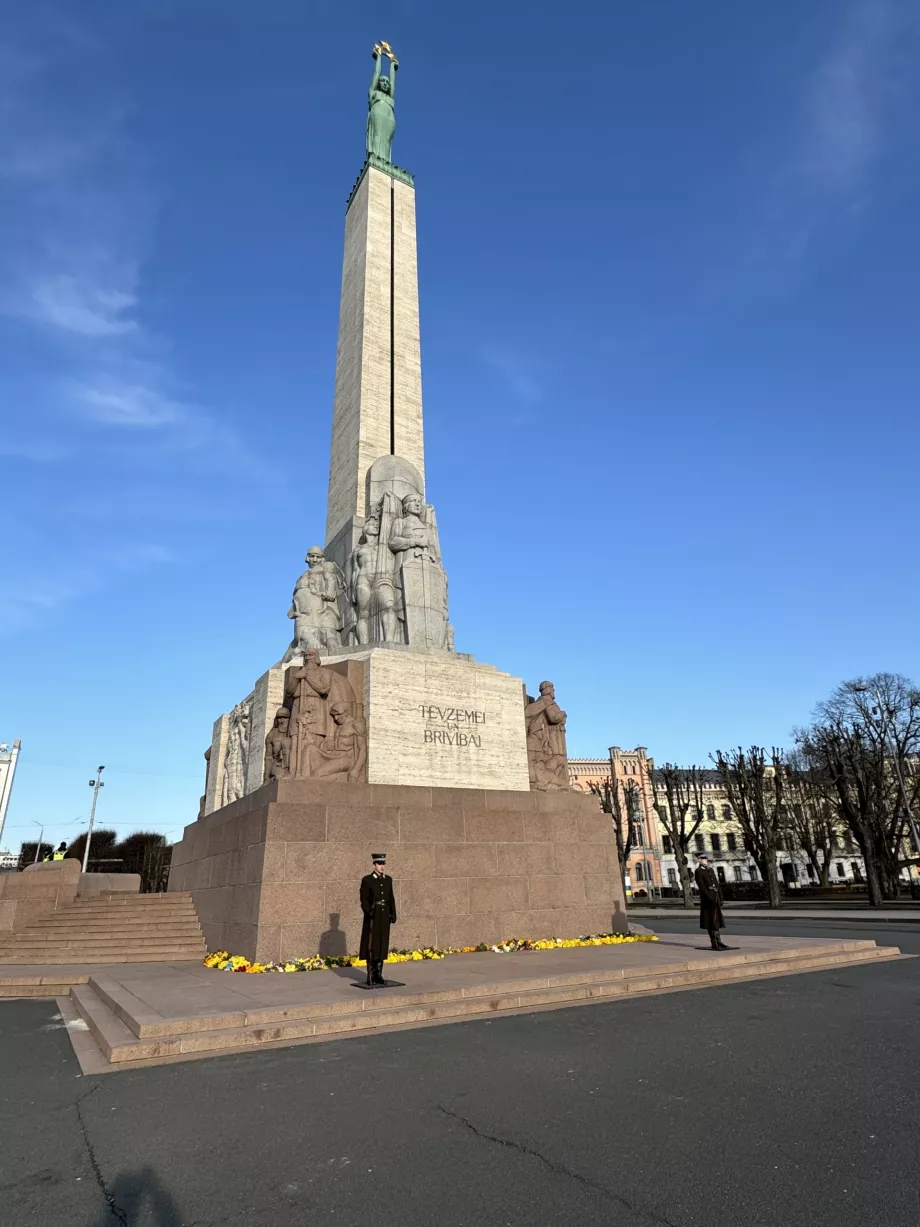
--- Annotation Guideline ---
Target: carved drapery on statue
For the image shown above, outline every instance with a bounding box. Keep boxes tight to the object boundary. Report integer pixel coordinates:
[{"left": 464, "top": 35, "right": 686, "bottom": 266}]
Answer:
[
  {"left": 221, "top": 699, "right": 252, "bottom": 806},
  {"left": 283, "top": 651, "right": 367, "bottom": 783},
  {"left": 366, "top": 43, "right": 398, "bottom": 164},
  {"left": 344, "top": 457, "right": 451, "bottom": 651},
  {"left": 283, "top": 546, "right": 344, "bottom": 661},
  {"left": 524, "top": 681, "right": 570, "bottom": 791}
]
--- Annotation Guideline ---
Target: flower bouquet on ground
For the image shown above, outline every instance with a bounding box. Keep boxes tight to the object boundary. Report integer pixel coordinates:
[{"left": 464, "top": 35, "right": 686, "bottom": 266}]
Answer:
[{"left": 203, "top": 932, "right": 657, "bottom": 974}]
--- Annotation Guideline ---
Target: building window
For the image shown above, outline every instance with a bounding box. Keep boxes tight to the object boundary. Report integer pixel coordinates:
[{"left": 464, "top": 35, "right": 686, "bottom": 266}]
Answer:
[
  {"left": 667, "top": 868, "right": 677, "bottom": 886},
  {"left": 726, "top": 832, "right": 737, "bottom": 852},
  {"left": 716, "top": 866, "right": 726, "bottom": 883},
  {"left": 710, "top": 833, "right": 722, "bottom": 854},
  {"left": 776, "top": 837, "right": 785, "bottom": 851},
  {"left": 706, "top": 804, "right": 715, "bottom": 821},
  {"left": 851, "top": 862, "right": 863, "bottom": 882},
  {"left": 733, "top": 866, "right": 743, "bottom": 882},
  {"left": 662, "top": 834, "right": 673, "bottom": 854},
  {"left": 721, "top": 804, "right": 732, "bottom": 821},
  {"left": 694, "top": 833, "right": 705, "bottom": 852},
  {"left": 836, "top": 862, "right": 846, "bottom": 878},
  {"left": 634, "top": 862, "right": 644, "bottom": 882},
  {"left": 748, "top": 866, "right": 758, "bottom": 881}
]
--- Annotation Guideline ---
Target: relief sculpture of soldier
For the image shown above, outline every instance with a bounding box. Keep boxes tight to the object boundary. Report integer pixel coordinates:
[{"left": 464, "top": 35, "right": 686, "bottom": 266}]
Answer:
[
  {"left": 524, "top": 681, "right": 569, "bottom": 791},
  {"left": 263, "top": 706, "right": 292, "bottom": 783}
]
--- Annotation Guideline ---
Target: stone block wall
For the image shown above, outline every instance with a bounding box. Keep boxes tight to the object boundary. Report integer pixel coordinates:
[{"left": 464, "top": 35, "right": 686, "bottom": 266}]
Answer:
[
  {"left": 169, "top": 780, "right": 628, "bottom": 962},
  {"left": 0, "top": 858, "right": 81, "bottom": 932}
]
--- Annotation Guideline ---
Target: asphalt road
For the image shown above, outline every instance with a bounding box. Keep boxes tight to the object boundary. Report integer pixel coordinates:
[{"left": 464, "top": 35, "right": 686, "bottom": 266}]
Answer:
[{"left": 2, "top": 919, "right": 919, "bottom": 1227}]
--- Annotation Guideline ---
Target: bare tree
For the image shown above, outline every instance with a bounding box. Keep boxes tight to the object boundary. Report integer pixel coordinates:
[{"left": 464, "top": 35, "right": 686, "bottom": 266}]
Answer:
[
  {"left": 589, "top": 776, "right": 638, "bottom": 893},
  {"left": 783, "top": 749, "right": 843, "bottom": 888},
  {"left": 647, "top": 763, "right": 707, "bottom": 907},
  {"left": 713, "top": 747, "right": 785, "bottom": 907},
  {"left": 796, "top": 673, "right": 920, "bottom": 903}
]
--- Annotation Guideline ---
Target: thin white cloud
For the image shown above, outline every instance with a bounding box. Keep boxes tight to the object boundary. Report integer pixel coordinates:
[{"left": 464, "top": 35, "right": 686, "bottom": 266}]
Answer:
[
  {"left": 776, "top": 0, "right": 920, "bottom": 249},
  {"left": 75, "top": 382, "right": 184, "bottom": 428},
  {"left": 30, "top": 275, "right": 138, "bottom": 337},
  {"left": 0, "top": 21, "right": 253, "bottom": 468},
  {"left": 801, "top": 0, "right": 911, "bottom": 196},
  {"left": 0, "top": 542, "right": 174, "bottom": 637}
]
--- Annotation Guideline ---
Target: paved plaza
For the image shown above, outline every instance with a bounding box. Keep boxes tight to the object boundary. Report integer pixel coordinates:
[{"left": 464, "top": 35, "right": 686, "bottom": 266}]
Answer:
[{"left": 1, "top": 918, "right": 917, "bottom": 1227}]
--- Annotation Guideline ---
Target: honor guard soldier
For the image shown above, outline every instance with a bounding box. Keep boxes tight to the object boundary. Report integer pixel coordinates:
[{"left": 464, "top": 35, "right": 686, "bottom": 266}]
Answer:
[
  {"left": 695, "top": 852, "right": 729, "bottom": 950},
  {"left": 360, "top": 853, "right": 397, "bottom": 986}
]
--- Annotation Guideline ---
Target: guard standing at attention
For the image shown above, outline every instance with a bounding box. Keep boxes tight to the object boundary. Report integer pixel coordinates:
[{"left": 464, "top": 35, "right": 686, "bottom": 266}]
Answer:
[
  {"left": 359, "top": 852, "right": 397, "bottom": 986},
  {"left": 695, "top": 852, "right": 728, "bottom": 950}
]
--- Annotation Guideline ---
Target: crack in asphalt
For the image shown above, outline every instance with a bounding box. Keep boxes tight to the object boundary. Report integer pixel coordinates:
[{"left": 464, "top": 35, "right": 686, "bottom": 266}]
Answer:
[
  {"left": 74, "top": 1084, "right": 128, "bottom": 1226},
  {"left": 437, "top": 1105, "right": 682, "bottom": 1227}
]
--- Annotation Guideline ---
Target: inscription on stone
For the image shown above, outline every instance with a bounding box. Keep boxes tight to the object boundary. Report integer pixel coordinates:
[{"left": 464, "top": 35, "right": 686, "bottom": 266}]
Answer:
[{"left": 420, "top": 702, "right": 486, "bottom": 749}]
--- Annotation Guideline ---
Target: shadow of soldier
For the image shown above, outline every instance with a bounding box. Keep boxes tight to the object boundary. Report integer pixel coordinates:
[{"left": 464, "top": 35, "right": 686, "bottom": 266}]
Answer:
[
  {"left": 88, "top": 1165, "right": 182, "bottom": 1226},
  {"left": 318, "top": 912, "right": 348, "bottom": 959}
]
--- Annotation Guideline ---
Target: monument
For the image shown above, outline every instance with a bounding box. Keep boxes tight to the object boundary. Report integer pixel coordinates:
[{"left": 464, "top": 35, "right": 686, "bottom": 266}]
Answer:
[{"left": 169, "top": 44, "right": 627, "bottom": 961}]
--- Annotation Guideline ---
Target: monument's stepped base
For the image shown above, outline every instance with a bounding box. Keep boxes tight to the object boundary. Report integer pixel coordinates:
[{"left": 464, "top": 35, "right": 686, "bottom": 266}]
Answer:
[
  {"left": 0, "top": 893, "right": 206, "bottom": 964},
  {"left": 32, "top": 936, "right": 900, "bottom": 1071},
  {"left": 167, "top": 779, "right": 628, "bottom": 963}
]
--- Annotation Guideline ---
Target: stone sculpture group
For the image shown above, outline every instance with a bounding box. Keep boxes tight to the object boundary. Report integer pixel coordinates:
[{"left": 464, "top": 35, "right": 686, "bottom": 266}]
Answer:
[
  {"left": 283, "top": 487, "right": 450, "bottom": 661},
  {"left": 263, "top": 650, "right": 367, "bottom": 785}
]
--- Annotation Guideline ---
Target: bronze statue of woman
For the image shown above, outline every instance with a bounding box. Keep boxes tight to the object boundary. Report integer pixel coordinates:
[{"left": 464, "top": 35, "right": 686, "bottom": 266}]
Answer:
[{"left": 366, "top": 44, "right": 398, "bottom": 163}]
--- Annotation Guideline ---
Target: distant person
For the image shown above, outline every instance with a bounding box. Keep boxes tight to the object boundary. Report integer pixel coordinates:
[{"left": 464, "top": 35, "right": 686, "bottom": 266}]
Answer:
[
  {"left": 695, "top": 853, "right": 727, "bottom": 950},
  {"left": 41, "top": 842, "right": 67, "bottom": 862}
]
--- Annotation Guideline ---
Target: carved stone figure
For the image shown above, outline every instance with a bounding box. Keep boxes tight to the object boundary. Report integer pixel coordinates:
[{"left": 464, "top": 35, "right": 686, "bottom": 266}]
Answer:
[
  {"left": 283, "top": 546, "right": 344, "bottom": 661},
  {"left": 263, "top": 706, "right": 292, "bottom": 783},
  {"left": 198, "top": 747, "right": 211, "bottom": 819},
  {"left": 389, "top": 492, "right": 440, "bottom": 561},
  {"left": 386, "top": 491, "right": 450, "bottom": 651},
  {"left": 305, "top": 702, "right": 367, "bottom": 782},
  {"left": 283, "top": 650, "right": 365, "bottom": 780},
  {"left": 524, "top": 681, "right": 570, "bottom": 791},
  {"left": 366, "top": 44, "right": 398, "bottom": 163},
  {"left": 347, "top": 512, "right": 401, "bottom": 645},
  {"left": 221, "top": 700, "right": 251, "bottom": 806}
]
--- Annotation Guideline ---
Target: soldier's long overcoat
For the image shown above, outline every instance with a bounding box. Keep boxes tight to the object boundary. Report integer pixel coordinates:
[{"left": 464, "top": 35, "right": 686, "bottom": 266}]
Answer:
[
  {"left": 359, "top": 872, "right": 397, "bottom": 961},
  {"left": 694, "top": 864, "right": 725, "bottom": 931}
]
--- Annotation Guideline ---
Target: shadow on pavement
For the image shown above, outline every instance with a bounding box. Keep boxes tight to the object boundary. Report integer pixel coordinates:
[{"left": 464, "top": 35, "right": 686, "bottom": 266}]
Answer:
[{"left": 89, "top": 1165, "right": 182, "bottom": 1226}]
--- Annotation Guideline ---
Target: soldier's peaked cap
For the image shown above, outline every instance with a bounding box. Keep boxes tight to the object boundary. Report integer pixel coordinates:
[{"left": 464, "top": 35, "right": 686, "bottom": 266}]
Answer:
[{"left": 371, "top": 853, "right": 386, "bottom": 863}]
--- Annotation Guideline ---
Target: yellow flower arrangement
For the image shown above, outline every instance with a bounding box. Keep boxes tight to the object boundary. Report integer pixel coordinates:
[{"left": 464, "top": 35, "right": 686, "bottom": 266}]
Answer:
[{"left": 203, "top": 932, "right": 657, "bottom": 974}]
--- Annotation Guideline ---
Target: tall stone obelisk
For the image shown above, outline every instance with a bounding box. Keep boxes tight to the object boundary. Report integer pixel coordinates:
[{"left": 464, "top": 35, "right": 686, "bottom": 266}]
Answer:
[
  {"left": 175, "top": 46, "right": 628, "bottom": 959},
  {"left": 324, "top": 69, "right": 424, "bottom": 572}
]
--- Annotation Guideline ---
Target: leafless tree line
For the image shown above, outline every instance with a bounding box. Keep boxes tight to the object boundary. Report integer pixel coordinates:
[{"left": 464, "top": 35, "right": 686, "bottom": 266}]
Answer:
[{"left": 596, "top": 672, "right": 920, "bottom": 909}]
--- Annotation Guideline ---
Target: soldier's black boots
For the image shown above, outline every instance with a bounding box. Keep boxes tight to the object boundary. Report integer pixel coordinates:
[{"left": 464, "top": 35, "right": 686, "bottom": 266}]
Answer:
[
  {"left": 709, "top": 930, "right": 720, "bottom": 950},
  {"left": 372, "top": 961, "right": 385, "bottom": 984}
]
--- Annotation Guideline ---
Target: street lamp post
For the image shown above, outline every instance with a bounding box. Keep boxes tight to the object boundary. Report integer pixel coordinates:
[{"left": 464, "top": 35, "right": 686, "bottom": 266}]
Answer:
[
  {"left": 82, "top": 767, "right": 105, "bottom": 874},
  {"left": 852, "top": 684, "right": 920, "bottom": 882},
  {"left": 31, "top": 820, "right": 44, "bottom": 864}
]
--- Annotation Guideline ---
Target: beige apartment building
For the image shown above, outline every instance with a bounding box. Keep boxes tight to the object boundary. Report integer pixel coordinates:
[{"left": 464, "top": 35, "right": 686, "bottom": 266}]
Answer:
[{"left": 569, "top": 753, "right": 870, "bottom": 895}]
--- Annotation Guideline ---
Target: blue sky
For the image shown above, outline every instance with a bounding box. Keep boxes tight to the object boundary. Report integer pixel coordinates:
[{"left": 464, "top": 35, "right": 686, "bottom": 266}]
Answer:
[{"left": 2, "top": 0, "right": 919, "bottom": 849}]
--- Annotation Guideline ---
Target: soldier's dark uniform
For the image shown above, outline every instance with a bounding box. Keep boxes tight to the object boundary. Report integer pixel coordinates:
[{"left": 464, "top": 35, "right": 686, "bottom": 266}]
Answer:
[
  {"left": 695, "top": 856, "right": 727, "bottom": 949},
  {"left": 359, "top": 853, "right": 397, "bottom": 985}
]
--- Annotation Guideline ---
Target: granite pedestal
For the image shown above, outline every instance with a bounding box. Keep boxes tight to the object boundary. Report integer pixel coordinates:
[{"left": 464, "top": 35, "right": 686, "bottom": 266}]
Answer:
[{"left": 169, "top": 779, "right": 628, "bottom": 963}]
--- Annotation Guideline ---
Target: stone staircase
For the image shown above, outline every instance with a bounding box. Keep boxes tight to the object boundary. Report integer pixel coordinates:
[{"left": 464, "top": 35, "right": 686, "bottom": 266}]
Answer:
[
  {"left": 0, "top": 892, "right": 206, "bottom": 964},
  {"left": 67, "top": 938, "right": 901, "bottom": 1068}
]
